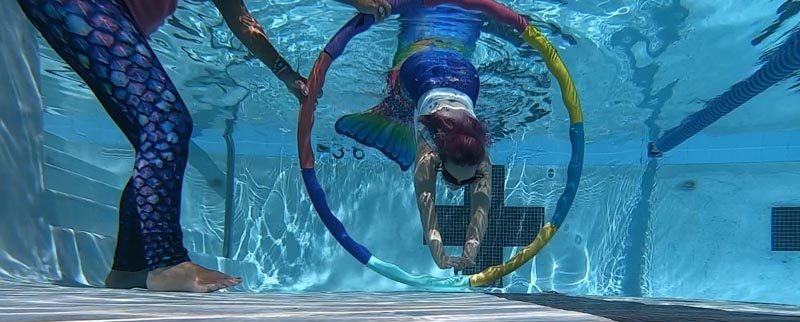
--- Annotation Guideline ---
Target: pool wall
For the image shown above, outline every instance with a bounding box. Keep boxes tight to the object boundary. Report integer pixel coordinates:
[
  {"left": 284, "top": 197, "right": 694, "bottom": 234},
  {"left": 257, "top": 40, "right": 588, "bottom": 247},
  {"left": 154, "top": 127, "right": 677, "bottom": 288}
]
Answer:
[
  {"left": 0, "top": 1, "right": 58, "bottom": 283},
  {"left": 2, "top": 0, "right": 799, "bottom": 305},
  {"left": 27, "top": 110, "right": 800, "bottom": 304}
]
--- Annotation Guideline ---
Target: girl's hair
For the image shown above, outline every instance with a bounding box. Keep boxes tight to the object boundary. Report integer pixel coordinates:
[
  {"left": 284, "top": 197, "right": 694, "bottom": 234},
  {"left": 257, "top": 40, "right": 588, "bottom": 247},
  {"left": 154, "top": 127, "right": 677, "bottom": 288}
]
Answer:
[{"left": 419, "top": 110, "right": 489, "bottom": 166}]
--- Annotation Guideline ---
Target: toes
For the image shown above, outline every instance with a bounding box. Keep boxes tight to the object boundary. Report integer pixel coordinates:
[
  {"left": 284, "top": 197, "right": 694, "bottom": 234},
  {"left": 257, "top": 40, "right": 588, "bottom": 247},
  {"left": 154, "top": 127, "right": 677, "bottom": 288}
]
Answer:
[
  {"left": 202, "top": 282, "right": 230, "bottom": 292},
  {"left": 193, "top": 283, "right": 215, "bottom": 293},
  {"left": 210, "top": 271, "right": 232, "bottom": 281},
  {"left": 210, "top": 278, "right": 240, "bottom": 290},
  {"left": 230, "top": 278, "right": 242, "bottom": 286},
  {"left": 206, "top": 276, "right": 241, "bottom": 289},
  {"left": 225, "top": 277, "right": 242, "bottom": 287}
]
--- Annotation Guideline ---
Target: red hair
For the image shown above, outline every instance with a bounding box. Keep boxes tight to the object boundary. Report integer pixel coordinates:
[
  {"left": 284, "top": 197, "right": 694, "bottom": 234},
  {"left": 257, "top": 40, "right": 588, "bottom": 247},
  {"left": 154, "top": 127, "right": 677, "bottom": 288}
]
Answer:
[{"left": 419, "top": 110, "right": 489, "bottom": 166}]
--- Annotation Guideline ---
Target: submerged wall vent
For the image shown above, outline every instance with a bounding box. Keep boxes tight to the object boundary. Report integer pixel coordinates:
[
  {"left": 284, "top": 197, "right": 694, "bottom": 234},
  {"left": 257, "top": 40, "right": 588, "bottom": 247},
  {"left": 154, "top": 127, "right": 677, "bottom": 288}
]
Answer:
[{"left": 772, "top": 207, "right": 800, "bottom": 251}]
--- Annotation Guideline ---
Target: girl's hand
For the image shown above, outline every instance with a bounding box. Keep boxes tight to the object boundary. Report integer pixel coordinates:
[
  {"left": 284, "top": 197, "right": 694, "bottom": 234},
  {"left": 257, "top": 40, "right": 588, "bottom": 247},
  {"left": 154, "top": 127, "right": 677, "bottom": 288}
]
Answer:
[
  {"left": 353, "top": 0, "right": 391, "bottom": 22},
  {"left": 280, "top": 70, "right": 309, "bottom": 100},
  {"left": 449, "top": 240, "right": 478, "bottom": 269},
  {"left": 448, "top": 256, "right": 476, "bottom": 270},
  {"left": 428, "top": 237, "right": 454, "bottom": 269},
  {"left": 462, "top": 239, "right": 479, "bottom": 264}
]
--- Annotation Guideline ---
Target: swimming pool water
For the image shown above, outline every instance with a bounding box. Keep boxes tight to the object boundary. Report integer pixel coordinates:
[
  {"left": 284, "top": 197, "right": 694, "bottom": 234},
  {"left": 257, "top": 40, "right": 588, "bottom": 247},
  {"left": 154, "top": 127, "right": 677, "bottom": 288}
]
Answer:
[{"left": 2, "top": 0, "right": 799, "bottom": 306}]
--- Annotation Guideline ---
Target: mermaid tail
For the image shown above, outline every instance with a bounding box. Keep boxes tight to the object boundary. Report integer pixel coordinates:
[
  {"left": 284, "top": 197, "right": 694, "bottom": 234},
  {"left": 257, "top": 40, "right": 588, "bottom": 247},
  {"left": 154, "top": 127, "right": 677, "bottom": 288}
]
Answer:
[
  {"left": 334, "top": 69, "right": 419, "bottom": 171},
  {"left": 335, "top": 98, "right": 417, "bottom": 171}
]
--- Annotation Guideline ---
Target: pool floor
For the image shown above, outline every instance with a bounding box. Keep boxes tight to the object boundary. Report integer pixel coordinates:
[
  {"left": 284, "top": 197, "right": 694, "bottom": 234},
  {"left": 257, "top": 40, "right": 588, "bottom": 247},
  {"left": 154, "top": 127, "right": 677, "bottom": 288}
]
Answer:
[{"left": 1, "top": 279, "right": 798, "bottom": 321}]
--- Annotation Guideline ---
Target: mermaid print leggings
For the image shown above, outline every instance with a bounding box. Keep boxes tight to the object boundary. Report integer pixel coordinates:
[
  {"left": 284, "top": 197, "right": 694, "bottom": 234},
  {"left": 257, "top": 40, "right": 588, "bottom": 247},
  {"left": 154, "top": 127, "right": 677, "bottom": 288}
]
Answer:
[{"left": 17, "top": 0, "right": 192, "bottom": 271}]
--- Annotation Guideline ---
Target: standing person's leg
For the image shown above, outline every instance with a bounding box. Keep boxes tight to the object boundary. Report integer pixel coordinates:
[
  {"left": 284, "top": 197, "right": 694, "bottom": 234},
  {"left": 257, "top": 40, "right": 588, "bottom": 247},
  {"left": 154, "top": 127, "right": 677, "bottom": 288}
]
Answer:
[
  {"left": 17, "top": 0, "right": 240, "bottom": 292},
  {"left": 106, "top": 179, "right": 149, "bottom": 289}
]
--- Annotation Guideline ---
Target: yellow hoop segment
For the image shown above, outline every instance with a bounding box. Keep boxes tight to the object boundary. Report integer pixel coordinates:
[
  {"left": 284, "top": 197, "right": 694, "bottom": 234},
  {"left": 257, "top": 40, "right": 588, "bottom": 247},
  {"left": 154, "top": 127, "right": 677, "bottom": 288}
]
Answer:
[
  {"left": 470, "top": 223, "right": 557, "bottom": 286},
  {"left": 522, "top": 25, "right": 583, "bottom": 124},
  {"left": 469, "top": 24, "right": 584, "bottom": 287}
]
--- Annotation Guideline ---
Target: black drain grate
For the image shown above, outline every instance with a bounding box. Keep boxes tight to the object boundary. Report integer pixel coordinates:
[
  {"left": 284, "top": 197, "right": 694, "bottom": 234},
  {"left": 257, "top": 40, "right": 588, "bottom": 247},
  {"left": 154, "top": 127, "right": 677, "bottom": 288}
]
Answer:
[
  {"left": 772, "top": 207, "right": 800, "bottom": 251},
  {"left": 424, "top": 165, "right": 544, "bottom": 287}
]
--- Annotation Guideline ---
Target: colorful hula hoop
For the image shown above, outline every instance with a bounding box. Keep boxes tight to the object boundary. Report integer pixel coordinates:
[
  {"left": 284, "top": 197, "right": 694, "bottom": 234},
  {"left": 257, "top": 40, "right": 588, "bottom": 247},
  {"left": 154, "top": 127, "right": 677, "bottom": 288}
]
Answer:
[{"left": 297, "top": 0, "right": 585, "bottom": 290}]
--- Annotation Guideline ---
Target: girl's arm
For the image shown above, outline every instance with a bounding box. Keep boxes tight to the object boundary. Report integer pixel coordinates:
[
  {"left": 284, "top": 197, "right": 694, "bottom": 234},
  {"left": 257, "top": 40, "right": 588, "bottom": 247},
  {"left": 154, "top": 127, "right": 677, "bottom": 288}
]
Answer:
[
  {"left": 212, "top": 0, "right": 308, "bottom": 99},
  {"left": 460, "top": 156, "right": 491, "bottom": 267},
  {"left": 414, "top": 138, "right": 452, "bottom": 269}
]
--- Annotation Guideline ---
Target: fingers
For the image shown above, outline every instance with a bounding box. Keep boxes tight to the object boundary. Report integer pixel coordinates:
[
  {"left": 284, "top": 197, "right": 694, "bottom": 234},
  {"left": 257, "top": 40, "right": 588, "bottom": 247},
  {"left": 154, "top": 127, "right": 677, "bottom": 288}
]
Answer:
[
  {"left": 448, "top": 257, "right": 466, "bottom": 268},
  {"left": 286, "top": 79, "right": 306, "bottom": 101},
  {"left": 372, "top": 0, "right": 391, "bottom": 22},
  {"left": 379, "top": 0, "right": 391, "bottom": 18},
  {"left": 449, "top": 261, "right": 465, "bottom": 270},
  {"left": 448, "top": 256, "right": 476, "bottom": 269},
  {"left": 291, "top": 79, "right": 323, "bottom": 101},
  {"left": 295, "top": 79, "right": 309, "bottom": 97}
]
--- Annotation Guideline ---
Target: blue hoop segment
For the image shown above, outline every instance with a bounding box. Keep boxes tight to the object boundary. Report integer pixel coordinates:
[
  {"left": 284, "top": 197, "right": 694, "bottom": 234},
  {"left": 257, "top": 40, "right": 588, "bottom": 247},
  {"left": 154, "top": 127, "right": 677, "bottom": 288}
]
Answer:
[{"left": 297, "top": 0, "right": 585, "bottom": 290}]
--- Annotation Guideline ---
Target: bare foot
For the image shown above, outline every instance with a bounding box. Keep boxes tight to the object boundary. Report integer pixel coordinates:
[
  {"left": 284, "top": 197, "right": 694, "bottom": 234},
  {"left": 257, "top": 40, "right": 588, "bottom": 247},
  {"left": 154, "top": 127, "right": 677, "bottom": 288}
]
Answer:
[
  {"left": 105, "top": 269, "right": 148, "bottom": 289},
  {"left": 146, "top": 262, "right": 242, "bottom": 292}
]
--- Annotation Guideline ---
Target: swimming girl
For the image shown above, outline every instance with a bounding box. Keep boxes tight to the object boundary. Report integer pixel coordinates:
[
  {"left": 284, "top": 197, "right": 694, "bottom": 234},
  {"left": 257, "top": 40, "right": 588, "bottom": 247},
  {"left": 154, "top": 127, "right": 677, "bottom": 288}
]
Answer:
[
  {"left": 17, "top": 0, "right": 388, "bottom": 292},
  {"left": 335, "top": 4, "right": 571, "bottom": 269}
]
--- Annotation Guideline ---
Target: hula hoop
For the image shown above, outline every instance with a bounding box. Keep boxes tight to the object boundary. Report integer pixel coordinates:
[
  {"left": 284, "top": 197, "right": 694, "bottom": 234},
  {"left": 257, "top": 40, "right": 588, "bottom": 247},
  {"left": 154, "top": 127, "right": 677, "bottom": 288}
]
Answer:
[{"left": 297, "top": 0, "right": 585, "bottom": 290}]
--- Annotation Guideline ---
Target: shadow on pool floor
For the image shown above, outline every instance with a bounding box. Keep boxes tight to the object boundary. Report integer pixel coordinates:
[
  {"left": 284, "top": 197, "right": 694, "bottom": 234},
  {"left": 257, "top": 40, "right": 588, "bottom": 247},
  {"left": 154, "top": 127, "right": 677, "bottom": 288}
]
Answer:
[
  {"left": 3, "top": 279, "right": 799, "bottom": 321},
  {"left": 498, "top": 293, "right": 800, "bottom": 322}
]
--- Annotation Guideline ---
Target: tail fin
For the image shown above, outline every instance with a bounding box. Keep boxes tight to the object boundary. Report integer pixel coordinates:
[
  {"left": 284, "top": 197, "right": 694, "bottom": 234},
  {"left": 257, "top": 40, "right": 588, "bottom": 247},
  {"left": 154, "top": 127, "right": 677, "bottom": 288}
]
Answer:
[{"left": 335, "top": 102, "right": 416, "bottom": 171}]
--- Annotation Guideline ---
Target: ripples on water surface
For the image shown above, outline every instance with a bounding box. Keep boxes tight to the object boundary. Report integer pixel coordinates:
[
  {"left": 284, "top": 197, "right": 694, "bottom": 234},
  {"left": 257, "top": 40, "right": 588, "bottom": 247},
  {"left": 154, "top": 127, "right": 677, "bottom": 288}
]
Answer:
[{"left": 39, "top": 1, "right": 800, "bottom": 141}]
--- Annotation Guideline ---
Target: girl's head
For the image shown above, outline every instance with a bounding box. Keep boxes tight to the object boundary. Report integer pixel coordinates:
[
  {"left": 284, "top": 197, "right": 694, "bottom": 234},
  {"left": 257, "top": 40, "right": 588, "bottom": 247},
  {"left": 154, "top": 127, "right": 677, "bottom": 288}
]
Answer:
[{"left": 419, "top": 107, "right": 489, "bottom": 185}]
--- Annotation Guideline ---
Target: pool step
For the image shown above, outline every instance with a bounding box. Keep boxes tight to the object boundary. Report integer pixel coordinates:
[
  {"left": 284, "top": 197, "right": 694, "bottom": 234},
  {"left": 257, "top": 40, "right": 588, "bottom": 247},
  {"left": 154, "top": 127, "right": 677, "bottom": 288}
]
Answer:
[
  {"left": 42, "top": 189, "right": 119, "bottom": 237},
  {"left": 43, "top": 132, "right": 128, "bottom": 188},
  {"left": 42, "top": 132, "right": 124, "bottom": 236},
  {"left": 44, "top": 151, "right": 123, "bottom": 209},
  {"left": 48, "top": 225, "right": 115, "bottom": 287},
  {"left": 42, "top": 137, "right": 223, "bottom": 254},
  {"left": 40, "top": 131, "right": 255, "bottom": 288},
  {"left": 47, "top": 225, "right": 261, "bottom": 289}
]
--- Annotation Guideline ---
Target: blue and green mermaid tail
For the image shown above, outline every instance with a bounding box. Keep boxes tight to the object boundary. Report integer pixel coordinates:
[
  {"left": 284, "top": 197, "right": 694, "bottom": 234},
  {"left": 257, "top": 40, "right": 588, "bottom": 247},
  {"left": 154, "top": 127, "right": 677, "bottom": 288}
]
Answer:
[{"left": 334, "top": 94, "right": 417, "bottom": 171}]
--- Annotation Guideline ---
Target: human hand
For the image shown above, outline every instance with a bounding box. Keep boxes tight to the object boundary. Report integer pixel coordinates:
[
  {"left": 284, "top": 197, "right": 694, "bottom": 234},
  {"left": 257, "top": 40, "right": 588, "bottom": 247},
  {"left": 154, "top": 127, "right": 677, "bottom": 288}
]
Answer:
[
  {"left": 449, "top": 239, "right": 480, "bottom": 270},
  {"left": 436, "top": 257, "right": 454, "bottom": 269},
  {"left": 280, "top": 70, "right": 325, "bottom": 101},
  {"left": 280, "top": 70, "right": 309, "bottom": 100},
  {"left": 447, "top": 256, "right": 475, "bottom": 270},
  {"left": 428, "top": 238, "right": 454, "bottom": 269},
  {"left": 353, "top": 0, "right": 391, "bottom": 22},
  {"left": 462, "top": 239, "right": 480, "bottom": 263}
]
